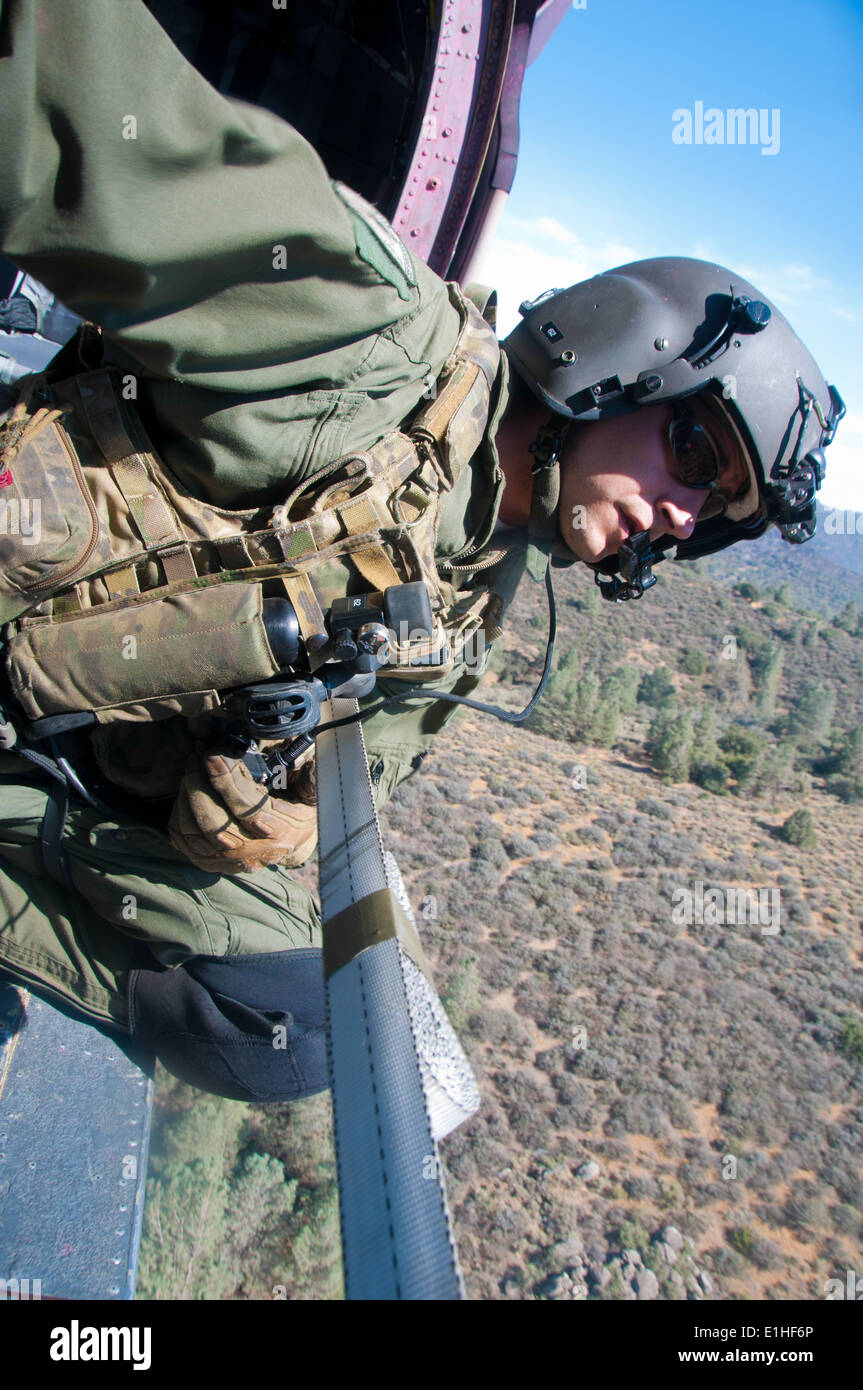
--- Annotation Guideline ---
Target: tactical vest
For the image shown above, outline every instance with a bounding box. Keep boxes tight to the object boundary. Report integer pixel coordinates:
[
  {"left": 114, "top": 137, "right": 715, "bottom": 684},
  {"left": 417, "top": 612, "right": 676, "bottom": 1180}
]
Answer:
[{"left": 0, "top": 286, "right": 501, "bottom": 731}]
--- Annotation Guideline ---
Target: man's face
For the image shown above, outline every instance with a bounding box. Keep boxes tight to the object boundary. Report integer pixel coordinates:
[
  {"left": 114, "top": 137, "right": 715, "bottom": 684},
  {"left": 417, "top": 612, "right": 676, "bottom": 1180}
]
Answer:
[{"left": 558, "top": 399, "right": 752, "bottom": 563}]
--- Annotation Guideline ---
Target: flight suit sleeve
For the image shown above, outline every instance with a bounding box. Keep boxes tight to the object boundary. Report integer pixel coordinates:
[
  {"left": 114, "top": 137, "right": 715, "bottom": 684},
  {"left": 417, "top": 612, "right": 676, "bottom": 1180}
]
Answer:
[
  {"left": 362, "top": 648, "right": 496, "bottom": 813},
  {"left": 0, "top": 0, "right": 460, "bottom": 502},
  {"left": 360, "top": 545, "right": 530, "bottom": 809}
]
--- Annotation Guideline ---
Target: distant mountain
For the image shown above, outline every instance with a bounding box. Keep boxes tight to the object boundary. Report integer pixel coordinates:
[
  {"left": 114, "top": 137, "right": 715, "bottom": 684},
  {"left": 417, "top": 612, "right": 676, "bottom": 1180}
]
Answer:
[
  {"left": 809, "top": 503, "right": 863, "bottom": 580},
  {"left": 701, "top": 505, "right": 863, "bottom": 618}
]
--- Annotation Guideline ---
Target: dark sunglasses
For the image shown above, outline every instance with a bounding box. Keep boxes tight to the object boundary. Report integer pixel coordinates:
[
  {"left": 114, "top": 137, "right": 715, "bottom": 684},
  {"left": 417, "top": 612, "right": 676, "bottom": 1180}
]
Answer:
[{"left": 667, "top": 402, "right": 731, "bottom": 520}]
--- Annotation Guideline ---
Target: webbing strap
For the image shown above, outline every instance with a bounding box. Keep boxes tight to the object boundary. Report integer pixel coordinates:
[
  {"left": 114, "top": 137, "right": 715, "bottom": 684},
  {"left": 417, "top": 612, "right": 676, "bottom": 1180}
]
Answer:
[
  {"left": 348, "top": 544, "right": 403, "bottom": 594},
  {"left": 70, "top": 370, "right": 196, "bottom": 567},
  {"left": 111, "top": 456, "right": 184, "bottom": 547},
  {"left": 316, "top": 695, "right": 472, "bottom": 1300},
  {"left": 102, "top": 565, "right": 140, "bottom": 599},
  {"left": 411, "top": 360, "right": 480, "bottom": 448},
  {"left": 280, "top": 573, "right": 328, "bottom": 653},
  {"left": 73, "top": 372, "right": 137, "bottom": 462}
]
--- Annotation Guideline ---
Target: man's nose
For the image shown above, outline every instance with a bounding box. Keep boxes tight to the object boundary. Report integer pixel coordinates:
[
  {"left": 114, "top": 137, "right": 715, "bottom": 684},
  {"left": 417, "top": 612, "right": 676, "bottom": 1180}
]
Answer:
[{"left": 654, "top": 494, "right": 699, "bottom": 541}]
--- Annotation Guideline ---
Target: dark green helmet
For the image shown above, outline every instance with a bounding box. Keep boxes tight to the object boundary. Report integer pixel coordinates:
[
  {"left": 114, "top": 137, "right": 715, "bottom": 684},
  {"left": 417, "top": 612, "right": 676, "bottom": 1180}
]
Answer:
[{"left": 503, "top": 256, "right": 845, "bottom": 596}]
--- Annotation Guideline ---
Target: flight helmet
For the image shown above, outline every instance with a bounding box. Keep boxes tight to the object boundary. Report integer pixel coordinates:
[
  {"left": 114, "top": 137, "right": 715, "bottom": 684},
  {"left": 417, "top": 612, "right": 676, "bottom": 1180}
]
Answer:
[{"left": 503, "top": 256, "right": 845, "bottom": 599}]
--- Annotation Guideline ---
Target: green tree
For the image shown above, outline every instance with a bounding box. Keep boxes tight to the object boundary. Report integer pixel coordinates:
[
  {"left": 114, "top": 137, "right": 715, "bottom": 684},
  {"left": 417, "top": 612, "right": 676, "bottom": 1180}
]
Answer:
[
  {"left": 759, "top": 739, "right": 799, "bottom": 797},
  {"left": 638, "top": 665, "right": 676, "bottom": 707},
  {"left": 647, "top": 705, "right": 693, "bottom": 782},
  {"left": 779, "top": 808, "right": 817, "bottom": 849},
  {"left": 136, "top": 1097, "right": 249, "bottom": 1300},
  {"left": 751, "top": 643, "right": 784, "bottom": 721},
  {"left": 136, "top": 1083, "right": 340, "bottom": 1301},
  {"left": 592, "top": 683, "right": 622, "bottom": 747},
  {"left": 570, "top": 669, "right": 601, "bottom": 739},
  {"left": 573, "top": 580, "right": 600, "bottom": 614},
  {"left": 833, "top": 600, "right": 860, "bottom": 635},
  {"left": 690, "top": 707, "right": 729, "bottom": 793},
  {"left": 832, "top": 722, "right": 863, "bottom": 777},
  {"left": 825, "top": 723, "right": 863, "bottom": 803},
  {"left": 278, "top": 1185, "right": 343, "bottom": 1301},
  {"left": 692, "top": 706, "right": 720, "bottom": 762},
  {"left": 603, "top": 664, "right": 640, "bottom": 715},
  {"left": 719, "top": 723, "right": 767, "bottom": 792},
  {"left": 784, "top": 678, "right": 837, "bottom": 746}
]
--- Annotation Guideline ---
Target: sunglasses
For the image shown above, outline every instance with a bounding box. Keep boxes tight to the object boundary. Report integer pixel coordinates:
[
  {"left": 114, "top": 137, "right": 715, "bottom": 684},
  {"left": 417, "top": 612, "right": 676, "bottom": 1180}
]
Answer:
[{"left": 667, "top": 402, "right": 734, "bottom": 521}]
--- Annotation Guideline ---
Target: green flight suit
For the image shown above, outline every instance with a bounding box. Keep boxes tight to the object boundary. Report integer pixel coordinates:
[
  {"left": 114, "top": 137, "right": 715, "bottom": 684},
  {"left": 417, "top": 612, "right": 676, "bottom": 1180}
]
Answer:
[{"left": 0, "top": 0, "right": 525, "bottom": 1031}]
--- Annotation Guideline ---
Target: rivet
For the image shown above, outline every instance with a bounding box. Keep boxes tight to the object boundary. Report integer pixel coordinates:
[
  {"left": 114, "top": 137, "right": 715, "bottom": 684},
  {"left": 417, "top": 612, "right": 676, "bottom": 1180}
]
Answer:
[{"left": 654, "top": 336, "right": 669, "bottom": 351}]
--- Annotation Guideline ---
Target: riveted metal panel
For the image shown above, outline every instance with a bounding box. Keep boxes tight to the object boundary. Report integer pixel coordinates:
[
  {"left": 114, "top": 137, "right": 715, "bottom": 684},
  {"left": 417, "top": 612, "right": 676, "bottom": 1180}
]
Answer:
[{"left": 0, "top": 976, "right": 153, "bottom": 1301}]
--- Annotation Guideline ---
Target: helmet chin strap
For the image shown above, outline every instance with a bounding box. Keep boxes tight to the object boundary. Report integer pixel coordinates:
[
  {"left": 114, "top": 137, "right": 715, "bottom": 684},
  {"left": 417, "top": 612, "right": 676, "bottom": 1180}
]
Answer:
[{"left": 592, "top": 530, "right": 663, "bottom": 601}]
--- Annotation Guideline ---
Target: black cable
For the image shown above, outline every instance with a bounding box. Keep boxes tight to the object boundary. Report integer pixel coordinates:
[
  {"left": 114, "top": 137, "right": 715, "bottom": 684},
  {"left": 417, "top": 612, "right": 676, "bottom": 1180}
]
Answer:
[{"left": 313, "top": 562, "right": 557, "bottom": 736}]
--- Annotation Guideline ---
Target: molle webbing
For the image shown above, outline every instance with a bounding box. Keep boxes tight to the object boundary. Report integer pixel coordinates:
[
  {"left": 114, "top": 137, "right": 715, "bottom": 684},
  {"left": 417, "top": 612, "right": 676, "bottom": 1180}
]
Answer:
[{"left": 2, "top": 291, "right": 501, "bottom": 725}]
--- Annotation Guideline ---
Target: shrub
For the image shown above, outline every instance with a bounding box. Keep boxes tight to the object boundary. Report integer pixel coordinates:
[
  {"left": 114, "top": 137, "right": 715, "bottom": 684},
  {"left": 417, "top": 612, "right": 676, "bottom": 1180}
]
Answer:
[
  {"left": 679, "top": 646, "right": 708, "bottom": 676},
  {"left": 441, "top": 955, "right": 483, "bottom": 1031},
  {"left": 617, "top": 1220, "right": 650, "bottom": 1253},
  {"left": 728, "top": 1226, "right": 756, "bottom": 1259},
  {"left": 779, "top": 809, "right": 817, "bottom": 850},
  {"left": 837, "top": 1014, "right": 863, "bottom": 1064},
  {"left": 692, "top": 761, "right": 730, "bottom": 794}
]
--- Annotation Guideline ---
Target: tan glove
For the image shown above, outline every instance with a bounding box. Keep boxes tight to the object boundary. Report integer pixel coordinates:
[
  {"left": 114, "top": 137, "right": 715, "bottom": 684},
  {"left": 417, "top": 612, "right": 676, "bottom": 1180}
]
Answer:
[{"left": 169, "top": 750, "right": 318, "bottom": 874}]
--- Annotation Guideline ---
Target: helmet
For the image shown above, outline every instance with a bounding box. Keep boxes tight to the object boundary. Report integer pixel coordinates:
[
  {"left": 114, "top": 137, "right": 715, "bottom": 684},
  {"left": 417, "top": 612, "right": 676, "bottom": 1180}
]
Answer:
[{"left": 503, "top": 257, "right": 845, "bottom": 599}]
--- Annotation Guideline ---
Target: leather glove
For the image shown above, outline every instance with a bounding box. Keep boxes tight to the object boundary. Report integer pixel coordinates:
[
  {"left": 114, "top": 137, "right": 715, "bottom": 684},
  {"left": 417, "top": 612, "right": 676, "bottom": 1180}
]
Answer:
[
  {"left": 169, "top": 750, "right": 318, "bottom": 874},
  {"left": 275, "top": 754, "right": 316, "bottom": 806}
]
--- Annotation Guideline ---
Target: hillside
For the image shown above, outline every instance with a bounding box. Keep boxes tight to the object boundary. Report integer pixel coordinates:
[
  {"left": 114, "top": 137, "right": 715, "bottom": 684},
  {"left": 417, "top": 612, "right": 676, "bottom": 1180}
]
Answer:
[
  {"left": 136, "top": 531, "right": 863, "bottom": 1302},
  {"left": 703, "top": 504, "right": 863, "bottom": 617}
]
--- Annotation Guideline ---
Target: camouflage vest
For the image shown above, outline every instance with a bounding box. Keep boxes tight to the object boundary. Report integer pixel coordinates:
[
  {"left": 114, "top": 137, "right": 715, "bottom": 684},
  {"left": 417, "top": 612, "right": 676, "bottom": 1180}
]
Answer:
[{"left": 0, "top": 286, "right": 500, "bottom": 729}]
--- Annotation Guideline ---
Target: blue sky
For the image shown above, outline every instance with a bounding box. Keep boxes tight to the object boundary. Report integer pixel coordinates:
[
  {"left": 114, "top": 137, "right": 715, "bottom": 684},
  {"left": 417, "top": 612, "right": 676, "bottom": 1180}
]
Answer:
[{"left": 480, "top": 0, "right": 863, "bottom": 510}]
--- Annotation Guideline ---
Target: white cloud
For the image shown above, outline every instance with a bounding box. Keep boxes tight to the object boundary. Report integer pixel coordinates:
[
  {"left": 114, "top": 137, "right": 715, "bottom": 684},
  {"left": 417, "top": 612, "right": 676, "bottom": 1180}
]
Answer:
[
  {"left": 478, "top": 216, "right": 643, "bottom": 335},
  {"left": 818, "top": 440, "right": 863, "bottom": 512},
  {"left": 535, "top": 216, "right": 578, "bottom": 245},
  {"left": 817, "top": 411, "right": 863, "bottom": 512},
  {"left": 722, "top": 260, "right": 837, "bottom": 311}
]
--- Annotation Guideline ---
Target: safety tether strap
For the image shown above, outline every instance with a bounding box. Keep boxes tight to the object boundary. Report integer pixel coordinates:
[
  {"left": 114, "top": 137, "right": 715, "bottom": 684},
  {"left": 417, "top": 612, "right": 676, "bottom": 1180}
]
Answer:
[
  {"left": 39, "top": 778, "right": 73, "bottom": 888},
  {"left": 316, "top": 694, "right": 477, "bottom": 1300}
]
